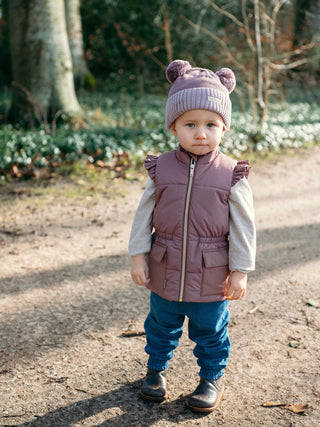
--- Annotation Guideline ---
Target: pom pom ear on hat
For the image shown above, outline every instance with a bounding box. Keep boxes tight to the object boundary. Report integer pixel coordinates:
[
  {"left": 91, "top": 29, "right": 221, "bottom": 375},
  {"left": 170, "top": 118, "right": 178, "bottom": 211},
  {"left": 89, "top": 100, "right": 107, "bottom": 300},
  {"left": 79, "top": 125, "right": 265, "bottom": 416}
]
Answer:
[
  {"left": 166, "top": 60, "right": 192, "bottom": 84},
  {"left": 216, "top": 68, "right": 236, "bottom": 93}
]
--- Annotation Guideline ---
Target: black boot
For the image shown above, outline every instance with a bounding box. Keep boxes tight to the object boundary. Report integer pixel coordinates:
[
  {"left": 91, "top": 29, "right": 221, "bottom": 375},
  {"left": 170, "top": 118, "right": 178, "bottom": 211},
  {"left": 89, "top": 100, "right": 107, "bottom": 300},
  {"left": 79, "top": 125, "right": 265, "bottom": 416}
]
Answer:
[
  {"left": 187, "top": 377, "right": 224, "bottom": 412},
  {"left": 139, "top": 368, "right": 167, "bottom": 402}
]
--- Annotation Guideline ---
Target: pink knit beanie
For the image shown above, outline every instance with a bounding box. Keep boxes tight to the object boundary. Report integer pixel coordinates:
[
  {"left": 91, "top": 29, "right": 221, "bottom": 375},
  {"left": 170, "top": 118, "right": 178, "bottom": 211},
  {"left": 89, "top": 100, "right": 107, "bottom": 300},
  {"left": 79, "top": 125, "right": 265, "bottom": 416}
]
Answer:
[{"left": 165, "top": 60, "right": 236, "bottom": 130}]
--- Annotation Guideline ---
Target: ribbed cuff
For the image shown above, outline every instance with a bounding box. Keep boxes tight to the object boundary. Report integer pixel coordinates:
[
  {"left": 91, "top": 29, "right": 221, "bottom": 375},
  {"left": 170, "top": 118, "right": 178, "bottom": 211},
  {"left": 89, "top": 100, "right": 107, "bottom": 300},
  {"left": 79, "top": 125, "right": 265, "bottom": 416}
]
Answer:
[
  {"left": 199, "top": 368, "right": 224, "bottom": 380},
  {"left": 147, "top": 357, "right": 170, "bottom": 372}
]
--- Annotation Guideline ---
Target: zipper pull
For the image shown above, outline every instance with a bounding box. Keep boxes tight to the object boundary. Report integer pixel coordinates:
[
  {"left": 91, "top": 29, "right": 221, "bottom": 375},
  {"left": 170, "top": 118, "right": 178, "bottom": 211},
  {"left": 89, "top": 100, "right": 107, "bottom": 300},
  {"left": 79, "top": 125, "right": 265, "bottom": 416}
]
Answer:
[{"left": 190, "top": 159, "right": 195, "bottom": 177}]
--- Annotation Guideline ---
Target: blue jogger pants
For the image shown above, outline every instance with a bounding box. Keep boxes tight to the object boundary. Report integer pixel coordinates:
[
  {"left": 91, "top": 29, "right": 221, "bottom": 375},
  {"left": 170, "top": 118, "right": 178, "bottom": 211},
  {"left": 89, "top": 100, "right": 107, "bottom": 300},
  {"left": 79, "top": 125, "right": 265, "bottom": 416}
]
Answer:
[{"left": 144, "top": 292, "right": 231, "bottom": 380}]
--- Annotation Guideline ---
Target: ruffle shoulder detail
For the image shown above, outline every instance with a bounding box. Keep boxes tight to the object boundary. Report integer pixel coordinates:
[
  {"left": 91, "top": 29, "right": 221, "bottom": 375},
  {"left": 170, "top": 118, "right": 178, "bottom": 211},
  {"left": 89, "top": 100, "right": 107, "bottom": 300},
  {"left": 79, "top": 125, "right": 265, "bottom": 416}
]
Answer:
[
  {"left": 144, "top": 154, "right": 158, "bottom": 181},
  {"left": 231, "top": 160, "right": 251, "bottom": 187}
]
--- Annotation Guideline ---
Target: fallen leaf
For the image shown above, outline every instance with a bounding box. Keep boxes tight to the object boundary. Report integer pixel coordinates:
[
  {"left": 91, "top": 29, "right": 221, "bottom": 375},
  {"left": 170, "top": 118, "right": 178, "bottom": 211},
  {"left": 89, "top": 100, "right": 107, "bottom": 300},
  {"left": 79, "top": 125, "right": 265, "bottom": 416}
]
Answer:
[
  {"left": 122, "top": 330, "right": 146, "bottom": 337},
  {"left": 285, "top": 403, "right": 312, "bottom": 414},
  {"left": 122, "top": 319, "right": 146, "bottom": 337},
  {"left": 12, "top": 165, "right": 22, "bottom": 178},
  {"left": 9, "top": 187, "right": 28, "bottom": 196},
  {"left": 289, "top": 340, "right": 301, "bottom": 348},
  {"left": 306, "top": 299, "right": 319, "bottom": 308},
  {"left": 45, "top": 375, "right": 68, "bottom": 383},
  {"left": 263, "top": 401, "right": 312, "bottom": 414}
]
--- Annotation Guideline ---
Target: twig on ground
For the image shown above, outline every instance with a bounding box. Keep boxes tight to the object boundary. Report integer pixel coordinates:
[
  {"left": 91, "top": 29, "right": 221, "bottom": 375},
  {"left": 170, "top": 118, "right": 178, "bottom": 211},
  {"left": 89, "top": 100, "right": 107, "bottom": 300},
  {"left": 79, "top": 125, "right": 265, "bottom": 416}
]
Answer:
[
  {"left": 75, "top": 387, "right": 97, "bottom": 396},
  {"left": 248, "top": 305, "right": 260, "bottom": 314}
]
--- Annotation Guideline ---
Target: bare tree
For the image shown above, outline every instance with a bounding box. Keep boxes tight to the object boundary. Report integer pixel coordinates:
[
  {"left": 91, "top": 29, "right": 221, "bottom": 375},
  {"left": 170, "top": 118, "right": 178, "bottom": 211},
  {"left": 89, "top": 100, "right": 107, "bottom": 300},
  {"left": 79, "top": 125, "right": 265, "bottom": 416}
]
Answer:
[
  {"left": 183, "top": 0, "right": 315, "bottom": 126},
  {"left": 8, "top": 0, "right": 83, "bottom": 126}
]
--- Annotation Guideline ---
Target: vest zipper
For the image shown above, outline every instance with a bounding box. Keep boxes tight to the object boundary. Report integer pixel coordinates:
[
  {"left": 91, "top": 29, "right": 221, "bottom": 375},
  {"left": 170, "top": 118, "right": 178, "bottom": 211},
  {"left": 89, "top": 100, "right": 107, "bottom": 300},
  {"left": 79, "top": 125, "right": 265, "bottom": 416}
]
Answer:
[{"left": 179, "top": 157, "right": 196, "bottom": 302}]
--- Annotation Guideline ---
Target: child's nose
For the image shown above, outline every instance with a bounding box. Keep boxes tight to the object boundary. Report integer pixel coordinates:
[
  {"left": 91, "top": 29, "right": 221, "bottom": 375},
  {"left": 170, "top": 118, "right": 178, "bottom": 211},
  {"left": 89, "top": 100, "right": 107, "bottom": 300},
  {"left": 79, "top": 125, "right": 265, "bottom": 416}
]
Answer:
[{"left": 196, "top": 128, "right": 207, "bottom": 139}]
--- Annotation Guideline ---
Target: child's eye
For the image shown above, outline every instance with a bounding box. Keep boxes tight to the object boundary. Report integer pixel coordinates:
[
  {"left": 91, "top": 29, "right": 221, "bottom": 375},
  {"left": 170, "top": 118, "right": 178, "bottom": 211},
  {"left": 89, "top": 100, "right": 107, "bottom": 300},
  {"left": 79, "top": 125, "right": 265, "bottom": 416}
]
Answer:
[
  {"left": 186, "top": 123, "right": 195, "bottom": 128},
  {"left": 207, "top": 123, "right": 216, "bottom": 128}
]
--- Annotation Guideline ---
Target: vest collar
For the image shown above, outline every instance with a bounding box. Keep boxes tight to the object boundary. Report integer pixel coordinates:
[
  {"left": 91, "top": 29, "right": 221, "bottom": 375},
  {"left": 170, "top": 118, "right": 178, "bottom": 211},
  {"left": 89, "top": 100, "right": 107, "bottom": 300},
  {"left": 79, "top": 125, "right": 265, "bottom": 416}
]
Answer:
[{"left": 176, "top": 145, "right": 219, "bottom": 165}]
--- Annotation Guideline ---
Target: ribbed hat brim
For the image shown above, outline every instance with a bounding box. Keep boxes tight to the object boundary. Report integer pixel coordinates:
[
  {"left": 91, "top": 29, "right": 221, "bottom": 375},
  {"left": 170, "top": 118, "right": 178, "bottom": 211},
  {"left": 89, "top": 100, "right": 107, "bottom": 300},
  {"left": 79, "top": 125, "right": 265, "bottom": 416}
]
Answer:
[{"left": 166, "top": 87, "right": 231, "bottom": 129}]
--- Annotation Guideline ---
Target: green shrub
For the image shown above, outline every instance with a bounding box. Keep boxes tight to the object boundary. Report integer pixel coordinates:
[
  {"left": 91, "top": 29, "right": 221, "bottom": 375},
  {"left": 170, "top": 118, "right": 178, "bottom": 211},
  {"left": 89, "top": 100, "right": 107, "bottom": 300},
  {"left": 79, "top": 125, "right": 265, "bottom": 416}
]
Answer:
[{"left": 0, "top": 93, "right": 319, "bottom": 180}]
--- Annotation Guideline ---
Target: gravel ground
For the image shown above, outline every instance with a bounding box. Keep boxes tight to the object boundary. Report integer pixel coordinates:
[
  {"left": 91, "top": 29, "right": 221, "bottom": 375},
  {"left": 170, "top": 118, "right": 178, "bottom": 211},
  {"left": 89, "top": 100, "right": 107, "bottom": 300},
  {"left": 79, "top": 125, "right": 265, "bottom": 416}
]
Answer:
[{"left": 0, "top": 147, "right": 319, "bottom": 426}]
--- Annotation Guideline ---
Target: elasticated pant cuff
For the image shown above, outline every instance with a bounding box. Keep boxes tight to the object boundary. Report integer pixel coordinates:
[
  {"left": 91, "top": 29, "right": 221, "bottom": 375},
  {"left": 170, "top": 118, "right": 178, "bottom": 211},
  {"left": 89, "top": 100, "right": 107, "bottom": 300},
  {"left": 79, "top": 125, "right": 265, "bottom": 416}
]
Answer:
[
  {"left": 147, "top": 358, "right": 169, "bottom": 372},
  {"left": 199, "top": 369, "right": 224, "bottom": 381}
]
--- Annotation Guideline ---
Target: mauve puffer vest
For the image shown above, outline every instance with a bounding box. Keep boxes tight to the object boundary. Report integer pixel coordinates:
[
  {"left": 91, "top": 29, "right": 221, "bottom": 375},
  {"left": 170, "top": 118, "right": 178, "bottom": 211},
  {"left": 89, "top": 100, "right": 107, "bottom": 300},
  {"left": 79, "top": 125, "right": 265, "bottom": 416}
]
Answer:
[{"left": 145, "top": 145, "right": 249, "bottom": 303}]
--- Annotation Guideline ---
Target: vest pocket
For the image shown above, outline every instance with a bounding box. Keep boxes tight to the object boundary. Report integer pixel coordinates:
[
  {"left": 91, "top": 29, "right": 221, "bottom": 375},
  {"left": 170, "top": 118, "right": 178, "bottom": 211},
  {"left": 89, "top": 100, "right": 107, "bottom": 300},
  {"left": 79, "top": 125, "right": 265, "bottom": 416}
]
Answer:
[
  {"left": 201, "top": 247, "right": 230, "bottom": 297},
  {"left": 149, "top": 242, "right": 167, "bottom": 290}
]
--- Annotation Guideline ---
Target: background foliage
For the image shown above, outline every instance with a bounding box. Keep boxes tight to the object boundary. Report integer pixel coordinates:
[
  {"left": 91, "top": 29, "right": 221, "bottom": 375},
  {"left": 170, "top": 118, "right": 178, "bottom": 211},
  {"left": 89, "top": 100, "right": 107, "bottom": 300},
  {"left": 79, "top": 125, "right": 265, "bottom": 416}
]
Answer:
[
  {"left": 0, "top": 0, "right": 319, "bottom": 179},
  {"left": 1, "top": 0, "right": 319, "bottom": 92}
]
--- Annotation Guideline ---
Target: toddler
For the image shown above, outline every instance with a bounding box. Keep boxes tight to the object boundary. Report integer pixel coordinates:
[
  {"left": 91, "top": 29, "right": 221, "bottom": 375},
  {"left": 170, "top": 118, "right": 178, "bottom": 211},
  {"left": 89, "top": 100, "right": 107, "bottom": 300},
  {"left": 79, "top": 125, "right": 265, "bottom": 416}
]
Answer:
[{"left": 129, "top": 60, "right": 256, "bottom": 412}]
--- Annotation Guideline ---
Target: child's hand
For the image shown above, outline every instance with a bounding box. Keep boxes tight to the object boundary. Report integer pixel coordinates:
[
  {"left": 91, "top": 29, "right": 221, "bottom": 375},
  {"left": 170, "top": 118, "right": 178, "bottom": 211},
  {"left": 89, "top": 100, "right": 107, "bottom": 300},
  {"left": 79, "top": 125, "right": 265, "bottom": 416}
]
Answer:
[
  {"left": 224, "top": 271, "right": 247, "bottom": 300},
  {"left": 130, "top": 254, "right": 150, "bottom": 286}
]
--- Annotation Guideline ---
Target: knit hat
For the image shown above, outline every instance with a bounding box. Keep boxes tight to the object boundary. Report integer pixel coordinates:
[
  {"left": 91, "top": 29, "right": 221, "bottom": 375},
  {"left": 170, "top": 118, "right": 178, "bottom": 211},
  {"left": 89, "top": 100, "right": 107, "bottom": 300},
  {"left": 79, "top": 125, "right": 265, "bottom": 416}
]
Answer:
[{"left": 165, "top": 60, "right": 236, "bottom": 130}]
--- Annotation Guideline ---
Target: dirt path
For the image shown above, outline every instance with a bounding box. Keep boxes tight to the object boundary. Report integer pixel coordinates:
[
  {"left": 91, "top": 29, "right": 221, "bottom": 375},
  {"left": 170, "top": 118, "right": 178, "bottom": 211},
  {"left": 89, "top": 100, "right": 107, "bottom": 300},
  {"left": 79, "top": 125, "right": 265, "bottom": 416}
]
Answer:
[{"left": 0, "top": 147, "right": 320, "bottom": 426}]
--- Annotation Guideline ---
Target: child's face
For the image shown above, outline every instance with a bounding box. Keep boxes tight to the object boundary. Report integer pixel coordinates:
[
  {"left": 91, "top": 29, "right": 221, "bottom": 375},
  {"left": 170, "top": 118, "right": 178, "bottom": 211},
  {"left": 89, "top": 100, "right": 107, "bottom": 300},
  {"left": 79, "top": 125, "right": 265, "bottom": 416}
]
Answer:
[{"left": 170, "top": 109, "right": 226, "bottom": 156}]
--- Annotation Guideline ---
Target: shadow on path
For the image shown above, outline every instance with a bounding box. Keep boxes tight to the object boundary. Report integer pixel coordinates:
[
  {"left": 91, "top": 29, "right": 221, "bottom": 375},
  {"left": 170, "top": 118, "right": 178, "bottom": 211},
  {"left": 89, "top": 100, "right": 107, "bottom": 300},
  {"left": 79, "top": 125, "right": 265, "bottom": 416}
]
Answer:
[
  {"left": 1, "top": 222, "right": 319, "bottom": 296},
  {"left": 1, "top": 223, "right": 319, "bottom": 364},
  {"left": 0, "top": 253, "right": 129, "bottom": 296},
  {"left": 13, "top": 380, "right": 207, "bottom": 427},
  {"left": 253, "top": 222, "right": 320, "bottom": 278}
]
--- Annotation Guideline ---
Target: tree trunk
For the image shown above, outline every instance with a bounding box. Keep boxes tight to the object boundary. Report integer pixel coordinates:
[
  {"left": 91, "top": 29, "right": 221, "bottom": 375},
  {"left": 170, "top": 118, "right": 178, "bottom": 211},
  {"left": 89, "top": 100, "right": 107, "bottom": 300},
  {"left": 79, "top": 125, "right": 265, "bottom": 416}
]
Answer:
[
  {"left": 8, "top": 0, "right": 83, "bottom": 125},
  {"left": 253, "top": 0, "right": 266, "bottom": 125},
  {"left": 293, "top": 0, "right": 313, "bottom": 46},
  {"left": 65, "top": 0, "right": 91, "bottom": 88},
  {"left": 162, "top": 0, "right": 173, "bottom": 64},
  {"left": 293, "top": 0, "right": 320, "bottom": 80}
]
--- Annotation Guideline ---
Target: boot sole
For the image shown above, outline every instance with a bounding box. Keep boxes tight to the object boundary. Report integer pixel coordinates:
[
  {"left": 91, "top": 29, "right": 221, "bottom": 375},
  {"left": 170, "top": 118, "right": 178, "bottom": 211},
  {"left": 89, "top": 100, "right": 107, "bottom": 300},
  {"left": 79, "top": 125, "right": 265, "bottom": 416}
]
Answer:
[
  {"left": 139, "top": 389, "right": 167, "bottom": 402},
  {"left": 186, "top": 382, "right": 225, "bottom": 413}
]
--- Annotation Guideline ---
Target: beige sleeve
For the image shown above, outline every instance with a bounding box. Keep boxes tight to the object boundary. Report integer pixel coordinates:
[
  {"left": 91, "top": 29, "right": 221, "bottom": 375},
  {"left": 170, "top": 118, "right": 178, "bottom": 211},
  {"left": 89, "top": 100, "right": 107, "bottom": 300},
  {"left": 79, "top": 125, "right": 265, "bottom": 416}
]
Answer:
[
  {"left": 128, "top": 179, "right": 156, "bottom": 256},
  {"left": 228, "top": 177, "right": 256, "bottom": 273}
]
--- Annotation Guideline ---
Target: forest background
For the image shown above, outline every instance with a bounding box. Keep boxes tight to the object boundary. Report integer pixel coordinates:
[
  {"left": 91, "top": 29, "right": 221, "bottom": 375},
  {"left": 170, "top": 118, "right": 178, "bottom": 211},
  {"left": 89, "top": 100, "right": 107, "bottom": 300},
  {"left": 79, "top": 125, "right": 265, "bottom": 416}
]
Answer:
[{"left": 0, "top": 0, "right": 319, "bottom": 180}]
